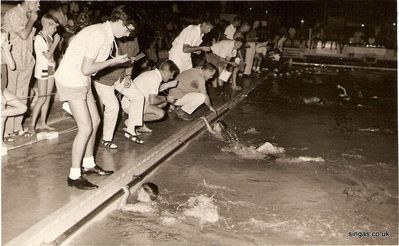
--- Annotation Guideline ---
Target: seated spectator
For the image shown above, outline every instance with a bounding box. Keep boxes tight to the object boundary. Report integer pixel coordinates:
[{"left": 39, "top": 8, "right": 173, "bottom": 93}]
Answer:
[
  {"left": 168, "top": 63, "right": 217, "bottom": 121},
  {"left": 118, "top": 60, "right": 179, "bottom": 136},
  {"left": 1, "top": 28, "right": 27, "bottom": 145},
  {"left": 28, "top": 14, "right": 60, "bottom": 134}
]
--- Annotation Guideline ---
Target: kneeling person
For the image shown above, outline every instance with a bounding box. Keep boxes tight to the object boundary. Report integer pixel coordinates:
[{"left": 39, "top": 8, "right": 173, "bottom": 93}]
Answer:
[
  {"left": 120, "top": 60, "right": 179, "bottom": 137},
  {"left": 169, "top": 63, "right": 217, "bottom": 120}
]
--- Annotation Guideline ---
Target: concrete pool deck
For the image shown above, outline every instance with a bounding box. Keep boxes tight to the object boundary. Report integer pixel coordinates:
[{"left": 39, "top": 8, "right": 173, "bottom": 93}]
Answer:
[{"left": 2, "top": 72, "right": 270, "bottom": 245}]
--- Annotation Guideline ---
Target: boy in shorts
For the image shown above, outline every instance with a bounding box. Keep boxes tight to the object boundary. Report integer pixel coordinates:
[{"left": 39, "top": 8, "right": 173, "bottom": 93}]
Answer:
[{"left": 28, "top": 14, "right": 60, "bottom": 134}]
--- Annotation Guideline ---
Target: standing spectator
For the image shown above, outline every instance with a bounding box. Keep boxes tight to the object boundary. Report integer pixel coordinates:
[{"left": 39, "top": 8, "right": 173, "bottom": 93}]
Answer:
[
  {"left": 169, "top": 63, "right": 217, "bottom": 121},
  {"left": 168, "top": 19, "right": 214, "bottom": 72},
  {"left": 207, "top": 37, "right": 244, "bottom": 90},
  {"left": 224, "top": 16, "right": 241, "bottom": 40},
  {"left": 3, "top": 0, "right": 40, "bottom": 138},
  {"left": 231, "top": 21, "right": 251, "bottom": 90},
  {"left": 54, "top": 5, "right": 134, "bottom": 190},
  {"left": 243, "top": 20, "right": 259, "bottom": 77},
  {"left": 28, "top": 14, "right": 60, "bottom": 134},
  {"left": 93, "top": 37, "right": 139, "bottom": 149}
]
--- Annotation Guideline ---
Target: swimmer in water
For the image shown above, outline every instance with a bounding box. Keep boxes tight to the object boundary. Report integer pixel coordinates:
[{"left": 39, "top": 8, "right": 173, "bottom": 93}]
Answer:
[
  {"left": 118, "top": 182, "right": 159, "bottom": 213},
  {"left": 201, "top": 117, "right": 227, "bottom": 136},
  {"left": 201, "top": 117, "right": 239, "bottom": 142}
]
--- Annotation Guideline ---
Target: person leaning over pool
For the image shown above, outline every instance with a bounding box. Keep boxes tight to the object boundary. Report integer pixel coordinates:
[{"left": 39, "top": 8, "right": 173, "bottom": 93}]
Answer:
[{"left": 54, "top": 5, "right": 136, "bottom": 190}]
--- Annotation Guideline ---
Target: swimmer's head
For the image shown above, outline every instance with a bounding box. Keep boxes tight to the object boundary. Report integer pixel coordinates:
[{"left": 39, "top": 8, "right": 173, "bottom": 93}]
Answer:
[
  {"left": 213, "top": 120, "right": 227, "bottom": 132},
  {"left": 137, "top": 182, "right": 159, "bottom": 202}
]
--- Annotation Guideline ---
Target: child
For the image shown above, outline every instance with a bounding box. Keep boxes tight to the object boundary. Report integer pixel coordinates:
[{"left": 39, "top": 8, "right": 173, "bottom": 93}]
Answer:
[
  {"left": 1, "top": 28, "right": 28, "bottom": 144},
  {"left": 118, "top": 182, "right": 159, "bottom": 213},
  {"left": 28, "top": 14, "right": 60, "bottom": 134}
]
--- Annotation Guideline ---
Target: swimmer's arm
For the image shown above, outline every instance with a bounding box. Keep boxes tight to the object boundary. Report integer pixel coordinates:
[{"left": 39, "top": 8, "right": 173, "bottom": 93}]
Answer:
[{"left": 200, "top": 117, "right": 217, "bottom": 134}]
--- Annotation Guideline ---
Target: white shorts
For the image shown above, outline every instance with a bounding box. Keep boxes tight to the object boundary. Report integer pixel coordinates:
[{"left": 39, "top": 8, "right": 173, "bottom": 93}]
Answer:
[{"left": 34, "top": 63, "right": 55, "bottom": 80}]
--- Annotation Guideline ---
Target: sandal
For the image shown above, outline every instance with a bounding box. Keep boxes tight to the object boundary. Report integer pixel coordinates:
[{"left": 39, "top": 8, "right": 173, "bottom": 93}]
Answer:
[
  {"left": 4, "top": 136, "right": 14, "bottom": 142},
  {"left": 102, "top": 140, "right": 118, "bottom": 149},
  {"left": 22, "top": 131, "right": 35, "bottom": 137},
  {"left": 124, "top": 131, "right": 144, "bottom": 145}
]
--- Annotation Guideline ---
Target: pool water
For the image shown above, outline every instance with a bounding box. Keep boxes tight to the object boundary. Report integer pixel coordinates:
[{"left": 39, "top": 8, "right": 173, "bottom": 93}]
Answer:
[{"left": 67, "top": 66, "right": 397, "bottom": 245}]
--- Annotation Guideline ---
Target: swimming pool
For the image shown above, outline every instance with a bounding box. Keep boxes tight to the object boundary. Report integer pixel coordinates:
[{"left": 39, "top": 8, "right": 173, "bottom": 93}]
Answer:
[{"left": 67, "top": 66, "right": 397, "bottom": 245}]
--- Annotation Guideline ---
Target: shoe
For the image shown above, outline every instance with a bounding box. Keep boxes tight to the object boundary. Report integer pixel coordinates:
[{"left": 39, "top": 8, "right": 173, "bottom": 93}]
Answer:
[
  {"left": 82, "top": 165, "right": 114, "bottom": 176},
  {"left": 67, "top": 176, "right": 98, "bottom": 190},
  {"left": 102, "top": 140, "right": 118, "bottom": 149},
  {"left": 175, "top": 107, "right": 192, "bottom": 121}
]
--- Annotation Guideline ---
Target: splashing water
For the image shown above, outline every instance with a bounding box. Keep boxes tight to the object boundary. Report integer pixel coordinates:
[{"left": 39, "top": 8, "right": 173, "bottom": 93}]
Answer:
[
  {"left": 276, "top": 156, "right": 325, "bottom": 163},
  {"left": 244, "top": 127, "right": 259, "bottom": 135},
  {"left": 182, "top": 194, "right": 219, "bottom": 225},
  {"left": 256, "top": 142, "right": 285, "bottom": 155}
]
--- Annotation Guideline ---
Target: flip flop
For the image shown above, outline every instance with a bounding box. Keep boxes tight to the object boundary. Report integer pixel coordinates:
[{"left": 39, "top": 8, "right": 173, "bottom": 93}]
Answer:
[
  {"left": 22, "top": 131, "right": 35, "bottom": 137},
  {"left": 124, "top": 131, "right": 144, "bottom": 145}
]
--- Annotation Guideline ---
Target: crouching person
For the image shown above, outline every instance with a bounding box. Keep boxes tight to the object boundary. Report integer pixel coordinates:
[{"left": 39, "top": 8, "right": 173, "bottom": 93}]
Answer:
[
  {"left": 117, "top": 60, "right": 179, "bottom": 140},
  {"left": 169, "top": 63, "right": 217, "bottom": 121}
]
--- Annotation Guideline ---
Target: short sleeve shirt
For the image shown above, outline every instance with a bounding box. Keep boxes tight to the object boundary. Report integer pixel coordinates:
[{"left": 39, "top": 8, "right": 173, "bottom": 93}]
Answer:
[
  {"left": 133, "top": 69, "right": 163, "bottom": 101},
  {"left": 3, "top": 4, "right": 35, "bottom": 69},
  {"left": 169, "top": 68, "right": 206, "bottom": 99},
  {"left": 54, "top": 21, "right": 114, "bottom": 87},
  {"left": 34, "top": 33, "right": 54, "bottom": 78},
  {"left": 211, "top": 40, "right": 237, "bottom": 59},
  {"left": 169, "top": 24, "right": 203, "bottom": 56},
  {"left": 224, "top": 24, "right": 236, "bottom": 40}
]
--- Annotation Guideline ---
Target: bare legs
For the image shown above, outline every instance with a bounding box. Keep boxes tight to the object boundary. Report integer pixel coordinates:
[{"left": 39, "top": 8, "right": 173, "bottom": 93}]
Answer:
[
  {"left": 29, "top": 77, "right": 55, "bottom": 133},
  {"left": 68, "top": 94, "right": 100, "bottom": 169}
]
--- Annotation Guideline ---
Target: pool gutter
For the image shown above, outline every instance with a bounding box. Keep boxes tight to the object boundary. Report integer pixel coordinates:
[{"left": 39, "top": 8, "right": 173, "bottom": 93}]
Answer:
[{"left": 5, "top": 72, "right": 272, "bottom": 246}]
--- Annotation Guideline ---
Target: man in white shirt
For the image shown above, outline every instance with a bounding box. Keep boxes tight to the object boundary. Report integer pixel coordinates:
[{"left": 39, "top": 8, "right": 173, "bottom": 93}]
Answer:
[
  {"left": 168, "top": 19, "right": 214, "bottom": 72},
  {"left": 224, "top": 16, "right": 241, "bottom": 40},
  {"left": 208, "top": 37, "right": 245, "bottom": 88},
  {"left": 54, "top": 5, "right": 135, "bottom": 190},
  {"left": 118, "top": 60, "right": 179, "bottom": 135}
]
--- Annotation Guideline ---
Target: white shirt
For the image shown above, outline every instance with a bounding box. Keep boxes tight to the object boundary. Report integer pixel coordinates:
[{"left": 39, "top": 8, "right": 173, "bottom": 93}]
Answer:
[
  {"left": 169, "top": 24, "right": 203, "bottom": 56},
  {"left": 211, "top": 40, "right": 237, "bottom": 58},
  {"left": 133, "top": 69, "right": 163, "bottom": 101},
  {"left": 55, "top": 21, "right": 114, "bottom": 87},
  {"left": 34, "top": 33, "right": 55, "bottom": 78},
  {"left": 224, "top": 24, "right": 236, "bottom": 40}
]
